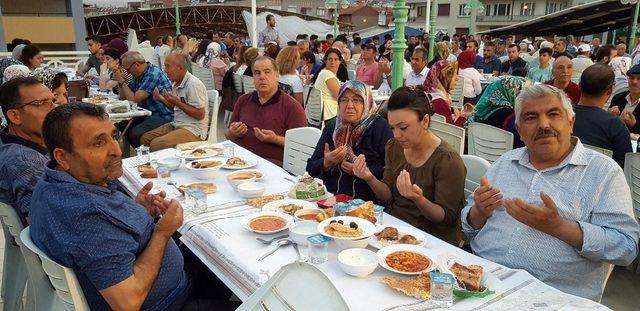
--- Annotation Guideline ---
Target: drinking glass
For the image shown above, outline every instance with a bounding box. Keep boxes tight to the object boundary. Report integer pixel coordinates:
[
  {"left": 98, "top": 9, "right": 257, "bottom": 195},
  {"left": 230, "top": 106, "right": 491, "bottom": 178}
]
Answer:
[
  {"left": 223, "top": 142, "right": 235, "bottom": 158},
  {"left": 156, "top": 166, "right": 171, "bottom": 185},
  {"left": 373, "top": 205, "right": 384, "bottom": 225},
  {"left": 190, "top": 189, "right": 208, "bottom": 214},
  {"left": 137, "top": 145, "right": 151, "bottom": 163},
  {"left": 306, "top": 234, "right": 329, "bottom": 264}
]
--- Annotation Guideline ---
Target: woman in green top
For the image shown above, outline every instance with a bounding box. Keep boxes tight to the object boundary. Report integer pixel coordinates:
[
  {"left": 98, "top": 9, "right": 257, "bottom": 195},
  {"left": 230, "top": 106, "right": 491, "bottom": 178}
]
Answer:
[{"left": 353, "top": 86, "right": 467, "bottom": 245}]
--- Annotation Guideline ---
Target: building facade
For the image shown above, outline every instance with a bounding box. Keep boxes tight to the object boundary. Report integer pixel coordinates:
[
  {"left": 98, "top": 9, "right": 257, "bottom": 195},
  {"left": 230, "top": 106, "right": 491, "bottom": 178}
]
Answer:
[{"left": 0, "top": 0, "right": 87, "bottom": 51}]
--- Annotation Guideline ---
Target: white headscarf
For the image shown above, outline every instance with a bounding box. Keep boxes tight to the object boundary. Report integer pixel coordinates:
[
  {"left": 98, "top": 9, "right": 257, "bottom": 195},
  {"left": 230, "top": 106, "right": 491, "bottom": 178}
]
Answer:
[
  {"left": 11, "top": 44, "right": 26, "bottom": 60},
  {"left": 202, "top": 42, "right": 221, "bottom": 68},
  {"left": 3, "top": 64, "right": 30, "bottom": 83}
]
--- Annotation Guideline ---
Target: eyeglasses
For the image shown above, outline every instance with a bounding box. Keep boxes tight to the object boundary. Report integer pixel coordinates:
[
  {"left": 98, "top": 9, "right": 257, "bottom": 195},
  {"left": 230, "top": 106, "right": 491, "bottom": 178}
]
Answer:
[
  {"left": 124, "top": 62, "right": 137, "bottom": 73},
  {"left": 339, "top": 97, "right": 365, "bottom": 106},
  {"left": 13, "top": 98, "right": 56, "bottom": 110}
]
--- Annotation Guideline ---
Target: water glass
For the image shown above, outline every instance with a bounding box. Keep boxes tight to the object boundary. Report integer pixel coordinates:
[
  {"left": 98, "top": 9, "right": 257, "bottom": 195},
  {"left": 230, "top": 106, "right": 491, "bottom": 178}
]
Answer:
[
  {"left": 68, "top": 97, "right": 77, "bottom": 104},
  {"left": 189, "top": 189, "right": 208, "bottom": 214},
  {"left": 137, "top": 145, "right": 151, "bottom": 163},
  {"left": 222, "top": 142, "right": 235, "bottom": 158},
  {"left": 373, "top": 205, "right": 384, "bottom": 225},
  {"left": 156, "top": 166, "right": 171, "bottom": 185},
  {"left": 306, "top": 234, "right": 330, "bottom": 264},
  {"left": 430, "top": 272, "right": 455, "bottom": 308}
]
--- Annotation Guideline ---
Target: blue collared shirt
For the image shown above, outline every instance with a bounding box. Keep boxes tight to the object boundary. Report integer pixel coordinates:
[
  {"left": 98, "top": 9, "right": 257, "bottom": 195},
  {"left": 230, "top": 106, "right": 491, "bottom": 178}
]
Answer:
[
  {"left": 474, "top": 55, "right": 502, "bottom": 74},
  {"left": 0, "top": 132, "right": 48, "bottom": 225},
  {"left": 29, "top": 164, "right": 188, "bottom": 311},
  {"left": 128, "top": 62, "right": 174, "bottom": 122},
  {"left": 461, "top": 138, "right": 639, "bottom": 301}
]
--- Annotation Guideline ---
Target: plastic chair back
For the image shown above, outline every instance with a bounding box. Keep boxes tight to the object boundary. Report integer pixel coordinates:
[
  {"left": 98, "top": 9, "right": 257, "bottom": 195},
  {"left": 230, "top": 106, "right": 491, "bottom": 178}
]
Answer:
[
  {"left": 0, "top": 202, "right": 27, "bottom": 311},
  {"left": 20, "top": 228, "right": 90, "bottom": 311},
  {"left": 431, "top": 114, "right": 446, "bottom": 123},
  {"left": 430, "top": 120, "right": 465, "bottom": 154},
  {"left": 242, "top": 76, "right": 256, "bottom": 94},
  {"left": 623, "top": 152, "right": 640, "bottom": 274},
  {"left": 206, "top": 90, "right": 220, "bottom": 143},
  {"left": 450, "top": 75, "right": 465, "bottom": 108},
  {"left": 302, "top": 85, "right": 311, "bottom": 108},
  {"left": 233, "top": 72, "right": 244, "bottom": 93},
  {"left": 304, "top": 87, "right": 324, "bottom": 129},
  {"left": 192, "top": 62, "right": 216, "bottom": 91},
  {"left": 583, "top": 144, "right": 613, "bottom": 158},
  {"left": 347, "top": 69, "right": 356, "bottom": 81},
  {"left": 461, "top": 155, "right": 491, "bottom": 199},
  {"left": 45, "top": 59, "right": 65, "bottom": 68},
  {"left": 283, "top": 127, "right": 322, "bottom": 176},
  {"left": 467, "top": 122, "right": 514, "bottom": 163}
]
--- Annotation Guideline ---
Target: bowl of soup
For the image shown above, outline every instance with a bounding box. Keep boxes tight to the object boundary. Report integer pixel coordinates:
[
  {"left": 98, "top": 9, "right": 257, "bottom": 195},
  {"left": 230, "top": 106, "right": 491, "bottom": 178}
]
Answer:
[
  {"left": 294, "top": 208, "right": 324, "bottom": 222},
  {"left": 226, "top": 171, "right": 256, "bottom": 189},
  {"left": 241, "top": 211, "right": 293, "bottom": 234}
]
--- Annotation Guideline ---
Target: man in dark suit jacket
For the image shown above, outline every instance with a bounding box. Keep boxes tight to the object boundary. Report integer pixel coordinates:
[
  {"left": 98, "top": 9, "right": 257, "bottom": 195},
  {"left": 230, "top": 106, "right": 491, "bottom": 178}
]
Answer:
[{"left": 610, "top": 64, "right": 640, "bottom": 134}]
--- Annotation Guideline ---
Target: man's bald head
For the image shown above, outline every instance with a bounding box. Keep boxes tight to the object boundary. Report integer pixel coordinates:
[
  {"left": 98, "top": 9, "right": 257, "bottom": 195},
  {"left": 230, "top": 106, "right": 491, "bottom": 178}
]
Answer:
[
  {"left": 164, "top": 53, "right": 188, "bottom": 82},
  {"left": 579, "top": 64, "right": 614, "bottom": 98}
]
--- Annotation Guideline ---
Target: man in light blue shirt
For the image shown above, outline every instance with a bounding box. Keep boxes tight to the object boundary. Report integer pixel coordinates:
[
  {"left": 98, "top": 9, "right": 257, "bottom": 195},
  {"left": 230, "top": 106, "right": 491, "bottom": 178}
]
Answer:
[
  {"left": 462, "top": 84, "right": 639, "bottom": 302},
  {"left": 526, "top": 47, "right": 554, "bottom": 82}
]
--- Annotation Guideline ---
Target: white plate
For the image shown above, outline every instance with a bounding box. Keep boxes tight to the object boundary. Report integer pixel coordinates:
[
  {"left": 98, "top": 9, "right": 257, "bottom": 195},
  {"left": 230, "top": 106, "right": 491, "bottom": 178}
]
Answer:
[
  {"left": 317, "top": 216, "right": 376, "bottom": 240},
  {"left": 377, "top": 244, "right": 436, "bottom": 275},
  {"left": 262, "top": 199, "right": 317, "bottom": 215},
  {"left": 241, "top": 211, "right": 294, "bottom": 234},
  {"left": 369, "top": 225, "right": 427, "bottom": 249},
  {"left": 176, "top": 145, "right": 223, "bottom": 160},
  {"left": 231, "top": 169, "right": 265, "bottom": 181},
  {"left": 222, "top": 158, "right": 257, "bottom": 170}
]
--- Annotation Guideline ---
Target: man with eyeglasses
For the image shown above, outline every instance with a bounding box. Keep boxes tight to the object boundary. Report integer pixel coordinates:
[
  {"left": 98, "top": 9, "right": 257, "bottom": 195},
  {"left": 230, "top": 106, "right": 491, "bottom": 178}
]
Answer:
[
  {"left": 114, "top": 51, "right": 174, "bottom": 148},
  {"left": 0, "top": 77, "right": 55, "bottom": 225}
]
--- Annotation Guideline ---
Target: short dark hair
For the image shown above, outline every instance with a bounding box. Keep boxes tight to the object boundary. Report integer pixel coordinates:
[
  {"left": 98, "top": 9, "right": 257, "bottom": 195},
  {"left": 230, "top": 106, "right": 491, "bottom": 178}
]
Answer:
[
  {"left": 354, "top": 37, "right": 362, "bottom": 45},
  {"left": 387, "top": 85, "right": 434, "bottom": 121},
  {"left": 42, "top": 102, "right": 109, "bottom": 163},
  {"left": 326, "top": 34, "right": 334, "bottom": 40},
  {"left": 335, "top": 35, "right": 347, "bottom": 44},
  {"left": 302, "top": 51, "right": 316, "bottom": 63},
  {"left": 10, "top": 38, "right": 31, "bottom": 47},
  {"left": 287, "top": 41, "right": 297, "bottom": 46},
  {"left": 19, "top": 44, "right": 42, "bottom": 66},
  {"left": 484, "top": 41, "right": 496, "bottom": 49},
  {"left": 508, "top": 43, "right": 520, "bottom": 51},
  {"left": 467, "top": 39, "right": 479, "bottom": 49},
  {"left": 51, "top": 72, "right": 68, "bottom": 90},
  {"left": 266, "top": 14, "right": 274, "bottom": 23},
  {"left": 579, "top": 64, "right": 614, "bottom": 97},
  {"left": 539, "top": 47, "right": 553, "bottom": 56},
  {"left": 0, "top": 77, "right": 43, "bottom": 124},
  {"left": 595, "top": 45, "right": 616, "bottom": 62},
  {"left": 85, "top": 35, "right": 101, "bottom": 44},
  {"left": 310, "top": 34, "right": 318, "bottom": 41}
]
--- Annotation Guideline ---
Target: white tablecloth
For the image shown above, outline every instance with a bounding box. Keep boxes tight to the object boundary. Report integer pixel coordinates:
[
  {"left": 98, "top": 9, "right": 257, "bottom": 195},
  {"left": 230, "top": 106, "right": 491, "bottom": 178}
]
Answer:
[{"left": 118, "top": 142, "right": 610, "bottom": 311}]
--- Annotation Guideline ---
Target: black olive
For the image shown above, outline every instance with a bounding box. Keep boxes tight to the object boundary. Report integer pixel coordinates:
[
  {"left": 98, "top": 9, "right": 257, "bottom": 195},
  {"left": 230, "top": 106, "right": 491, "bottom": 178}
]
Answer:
[
  {"left": 330, "top": 220, "right": 337, "bottom": 224},
  {"left": 350, "top": 222, "right": 358, "bottom": 229},
  {"left": 338, "top": 220, "right": 344, "bottom": 225}
]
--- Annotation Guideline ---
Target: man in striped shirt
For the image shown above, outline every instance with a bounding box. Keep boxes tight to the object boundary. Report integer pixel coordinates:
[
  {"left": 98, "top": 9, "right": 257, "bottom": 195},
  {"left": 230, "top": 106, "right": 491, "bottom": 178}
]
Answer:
[{"left": 462, "top": 84, "right": 639, "bottom": 302}]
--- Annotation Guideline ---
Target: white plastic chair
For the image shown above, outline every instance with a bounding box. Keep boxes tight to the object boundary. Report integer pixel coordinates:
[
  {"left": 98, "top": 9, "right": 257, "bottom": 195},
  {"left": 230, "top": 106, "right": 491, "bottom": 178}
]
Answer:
[
  {"left": 302, "top": 85, "right": 311, "bottom": 108},
  {"left": 623, "top": 152, "right": 640, "bottom": 274},
  {"left": 304, "top": 87, "right": 324, "bottom": 129},
  {"left": 430, "top": 120, "right": 465, "bottom": 154},
  {"left": 450, "top": 75, "right": 465, "bottom": 108},
  {"left": 20, "top": 228, "right": 90, "bottom": 311},
  {"left": 45, "top": 59, "right": 65, "bottom": 68},
  {"left": 347, "top": 69, "right": 356, "bottom": 81},
  {"left": 233, "top": 72, "right": 244, "bottom": 93},
  {"left": 0, "top": 202, "right": 29, "bottom": 311},
  {"left": 467, "top": 123, "right": 514, "bottom": 163},
  {"left": 583, "top": 143, "right": 614, "bottom": 158},
  {"left": 431, "top": 114, "right": 446, "bottom": 122},
  {"left": 460, "top": 155, "right": 491, "bottom": 199},
  {"left": 242, "top": 75, "right": 256, "bottom": 94},
  {"left": 191, "top": 62, "right": 216, "bottom": 91},
  {"left": 283, "top": 127, "right": 322, "bottom": 176},
  {"left": 206, "top": 90, "right": 220, "bottom": 143}
]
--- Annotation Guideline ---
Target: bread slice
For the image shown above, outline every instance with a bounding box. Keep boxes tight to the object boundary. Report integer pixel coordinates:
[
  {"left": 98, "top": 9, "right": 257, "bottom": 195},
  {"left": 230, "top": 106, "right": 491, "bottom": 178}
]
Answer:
[
  {"left": 382, "top": 273, "right": 431, "bottom": 300},
  {"left": 449, "top": 262, "right": 483, "bottom": 291}
]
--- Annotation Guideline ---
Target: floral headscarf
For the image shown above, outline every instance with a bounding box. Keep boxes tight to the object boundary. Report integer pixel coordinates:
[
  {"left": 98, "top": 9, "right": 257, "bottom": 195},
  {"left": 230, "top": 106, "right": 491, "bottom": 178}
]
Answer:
[
  {"left": 203, "top": 42, "right": 221, "bottom": 68},
  {"left": 465, "top": 76, "right": 528, "bottom": 124},
  {"left": 30, "top": 68, "right": 66, "bottom": 89},
  {"left": 423, "top": 59, "right": 458, "bottom": 102},
  {"left": 2, "top": 64, "right": 30, "bottom": 83},
  {"left": 0, "top": 58, "right": 23, "bottom": 83},
  {"left": 332, "top": 80, "right": 379, "bottom": 149},
  {"left": 435, "top": 42, "right": 451, "bottom": 61}
]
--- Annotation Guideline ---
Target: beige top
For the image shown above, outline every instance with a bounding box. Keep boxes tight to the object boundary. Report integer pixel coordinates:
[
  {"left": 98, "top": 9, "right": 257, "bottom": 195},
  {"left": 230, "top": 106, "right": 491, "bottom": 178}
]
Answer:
[
  {"left": 382, "top": 138, "right": 467, "bottom": 245},
  {"left": 313, "top": 69, "right": 339, "bottom": 120}
]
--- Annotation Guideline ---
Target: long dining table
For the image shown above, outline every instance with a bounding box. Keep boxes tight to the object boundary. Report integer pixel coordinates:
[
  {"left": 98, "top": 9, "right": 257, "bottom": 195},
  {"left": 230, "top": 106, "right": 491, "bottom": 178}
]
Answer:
[{"left": 118, "top": 142, "right": 611, "bottom": 311}]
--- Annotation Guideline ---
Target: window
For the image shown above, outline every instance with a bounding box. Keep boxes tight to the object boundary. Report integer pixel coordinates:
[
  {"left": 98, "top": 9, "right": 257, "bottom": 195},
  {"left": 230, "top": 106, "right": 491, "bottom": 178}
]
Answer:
[
  {"left": 519, "top": 2, "right": 535, "bottom": 15},
  {"left": 287, "top": 6, "right": 297, "bottom": 13},
  {"left": 485, "top": 4, "right": 491, "bottom": 16},
  {"left": 545, "top": 2, "right": 564, "bottom": 14},
  {"left": 300, "top": 7, "right": 310, "bottom": 15},
  {"left": 458, "top": 4, "right": 470, "bottom": 16},
  {"left": 438, "top": 3, "right": 451, "bottom": 16},
  {"left": 493, "top": 3, "right": 511, "bottom": 16},
  {"left": 418, "top": 5, "right": 427, "bottom": 17},
  {"left": 316, "top": 8, "right": 325, "bottom": 16}
]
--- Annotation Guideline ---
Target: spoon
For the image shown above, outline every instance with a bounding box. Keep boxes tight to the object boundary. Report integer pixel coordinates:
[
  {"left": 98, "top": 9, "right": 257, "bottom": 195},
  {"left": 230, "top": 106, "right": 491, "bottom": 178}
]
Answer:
[
  {"left": 256, "top": 234, "right": 289, "bottom": 245},
  {"left": 258, "top": 239, "right": 292, "bottom": 261}
]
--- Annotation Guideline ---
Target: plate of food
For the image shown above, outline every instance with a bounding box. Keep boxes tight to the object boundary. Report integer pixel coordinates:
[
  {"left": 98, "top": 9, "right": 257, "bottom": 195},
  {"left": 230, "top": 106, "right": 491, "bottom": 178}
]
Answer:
[
  {"left": 232, "top": 169, "right": 264, "bottom": 181},
  {"left": 383, "top": 272, "right": 432, "bottom": 300},
  {"left": 137, "top": 163, "right": 157, "bottom": 178},
  {"left": 177, "top": 182, "right": 217, "bottom": 194},
  {"left": 82, "top": 96, "right": 117, "bottom": 105},
  {"left": 222, "top": 157, "right": 257, "bottom": 169},
  {"left": 317, "top": 216, "right": 376, "bottom": 240},
  {"left": 370, "top": 225, "right": 426, "bottom": 249},
  {"left": 377, "top": 244, "right": 436, "bottom": 275},
  {"left": 288, "top": 173, "right": 330, "bottom": 201},
  {"left": 261, "top": 199, "right": 317, "bottom": 216},
  {"left": 176, "top": 141, "right": 208, "bottom": 151},
  {"left": 241, "top": 211, "right": 294, "bottom": 234},
  {"left": 176, "top": 145, "right": 223, "bottom": 160},
  {"left": 438, "top": 256, "right": 497, "bottom": 298},
  {"left": 245, "top": 194, "right": 285, "bottom": 208}
]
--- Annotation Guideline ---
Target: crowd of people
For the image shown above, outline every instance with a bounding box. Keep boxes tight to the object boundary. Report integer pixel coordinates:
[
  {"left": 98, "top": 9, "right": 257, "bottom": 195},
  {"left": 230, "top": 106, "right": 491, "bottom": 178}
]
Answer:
[{"left": 0, "top": 13, "right": 639, "bottom": 310}]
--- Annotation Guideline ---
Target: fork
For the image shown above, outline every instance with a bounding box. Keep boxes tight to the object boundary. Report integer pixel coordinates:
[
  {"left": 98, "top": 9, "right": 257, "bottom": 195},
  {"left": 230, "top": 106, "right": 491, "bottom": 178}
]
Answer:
[{"left": 256, "top": 234, "right": 289, "bottom": 244}]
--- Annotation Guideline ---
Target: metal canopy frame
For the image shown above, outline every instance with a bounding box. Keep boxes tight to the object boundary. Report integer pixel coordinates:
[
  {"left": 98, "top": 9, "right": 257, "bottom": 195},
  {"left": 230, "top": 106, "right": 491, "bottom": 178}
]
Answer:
[
  {"left": 85, "top": 5, "right": 353, "bottom": 39},
  {"left": 478, "top": 0, "right": 634, "bottom": 37}
]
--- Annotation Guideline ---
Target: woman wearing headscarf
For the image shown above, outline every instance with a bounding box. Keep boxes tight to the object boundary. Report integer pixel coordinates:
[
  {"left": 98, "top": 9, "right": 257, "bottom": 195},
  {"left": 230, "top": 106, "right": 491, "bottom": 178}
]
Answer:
[
  {"left": 307, "top": 80, "right": 393, "bottom": 201},
  {"left": 427, "top": 42, "right": 451, "bottom": 68},
  {"left": 2, "top": 64, "right": 30, "bottom": 83},
  {"left": 465, "top": 76, "right": 530, "bottom": 148},
  {"left": 423, "top": 60, "right": 471, "bottom": 126},
  {"left": 30, "top": 68, "right": 69, "bottom": 105},
  {"left": 0, "top": 45, "right": 28, "bottom": 83},
  {"left": 197, "top": 41, "right": 228, "bottom": 91},
  {"left": 457, "top": 50, "right": 482, "bottom": 105}
]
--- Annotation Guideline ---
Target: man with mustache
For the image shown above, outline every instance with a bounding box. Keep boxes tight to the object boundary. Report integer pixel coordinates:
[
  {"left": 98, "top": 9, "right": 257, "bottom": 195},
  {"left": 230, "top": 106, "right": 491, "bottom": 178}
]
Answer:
[
  {"left": 461, "top": 83, "right": 639, "bottom": 302},
  {"left": 225, "top": 56, "right": 307, "bottom": 165},
  {"left": 29, "top": 103, "right": 239, "bottom": 310},
  {"left": 572, "top": 64, "right": 632, "bottom": 167}
]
